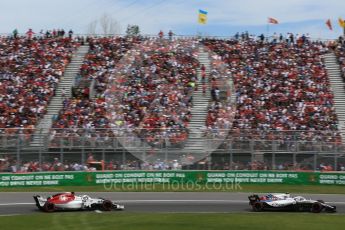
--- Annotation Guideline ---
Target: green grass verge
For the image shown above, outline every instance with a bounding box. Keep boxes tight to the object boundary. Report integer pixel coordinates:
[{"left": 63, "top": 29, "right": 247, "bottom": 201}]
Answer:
[
  {"left": 0, "top": 213, "right": 344, "bottom": 230},
  {"left": 0, "top": 184, "right": 345, "bottom": 194}
]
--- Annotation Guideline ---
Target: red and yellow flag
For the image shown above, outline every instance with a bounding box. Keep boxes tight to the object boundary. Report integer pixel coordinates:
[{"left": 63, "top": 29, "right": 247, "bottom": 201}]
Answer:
[
  {"left": 268, "top": 17, "right": 279, "bottom": 24},
  {"left": 326, "top": 19, "right": 333, "bottom": 30}
]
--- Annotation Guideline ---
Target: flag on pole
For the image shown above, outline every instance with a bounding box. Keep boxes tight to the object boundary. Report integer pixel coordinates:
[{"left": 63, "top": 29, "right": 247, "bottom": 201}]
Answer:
[
  {"left": 198, "top": 9, "right": 208, "bottom": 25},
  {"left": 268, "top": 17, "right": 279, "bottom": 24},
  {"left": 339, "top": 17, "right": 345, "bottom": 28},
  {"left": 326, "top": 19, "right": 333, "bottom": 30}
]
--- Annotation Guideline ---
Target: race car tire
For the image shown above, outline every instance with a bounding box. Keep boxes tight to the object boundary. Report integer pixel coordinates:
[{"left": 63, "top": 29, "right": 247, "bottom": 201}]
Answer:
[
  {"left": 293, "top": 204, "right": 302, "bottom": 212},
  {"left": 252, "top": 202, "right": 264, "bottom": 212},
  {"left": 43, "top": 202, "right": 55, "bottom": 213},
  {"left": 102, "top": 200, "right": 113, "bottom": 211},
  {"left": 311, "top": 202, "right": 323, "bottom": 213},
  {"left": 90, "top": 203, "right": 98, "bottom": 210}
]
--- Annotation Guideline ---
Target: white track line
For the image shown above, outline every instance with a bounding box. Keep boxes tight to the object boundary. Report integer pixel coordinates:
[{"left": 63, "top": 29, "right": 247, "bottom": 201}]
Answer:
[
  {"left": 0, "top": 214, "right": 20, "bottom": 217},
  {"left": 0, "top": 200, "right": 247, "bottom": 206},
  {"left": 1, "top": 192, "right": 345, "bottom": 196},
  {"left": 117, "top": 200, "right": 248, "bottom": 203},
  {"left": 0, "top": 203, "right": 34, "bottom": 206},
  {"left": 118, "top": 200, "right": 345, "bottom": 205},
  {"left": 326, "top": 201, "right": 345, "bottom": 204}
]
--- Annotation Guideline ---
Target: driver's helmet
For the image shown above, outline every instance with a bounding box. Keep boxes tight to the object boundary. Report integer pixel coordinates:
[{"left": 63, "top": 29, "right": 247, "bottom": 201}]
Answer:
[
  {"left": 294, "top": 196, "right": 305, "bottom": 202},
  {"left": 261, "top": 194, "right": 274, "bottom": 200},
  {"left": 82, "top": 195, "right": 90, "bottom": 201},
  {"left": 266, "top": 194, "right": 275, "bottom": 200}
]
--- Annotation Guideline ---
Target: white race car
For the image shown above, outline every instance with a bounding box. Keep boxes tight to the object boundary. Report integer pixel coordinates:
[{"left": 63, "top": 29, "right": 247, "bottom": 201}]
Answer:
[
  {"left": 33, "top": 192, "right": 124, "bottom": 212},
  {"left": 248, "top": 193, "right": 336, "bottom": 213}
]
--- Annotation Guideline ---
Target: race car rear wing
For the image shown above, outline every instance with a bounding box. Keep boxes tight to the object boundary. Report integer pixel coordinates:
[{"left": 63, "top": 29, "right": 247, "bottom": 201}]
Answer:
[
  {"left": 33, "top": 195, "right": 46, "bottom": 210},
  {"left": 248, "top": 195, "right": 260, "bottom": 205}
]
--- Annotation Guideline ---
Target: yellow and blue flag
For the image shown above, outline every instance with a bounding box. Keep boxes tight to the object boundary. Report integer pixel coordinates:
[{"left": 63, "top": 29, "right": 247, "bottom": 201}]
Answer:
[{"left": 198, "top": 9, "right": 208, "bottom": 24}]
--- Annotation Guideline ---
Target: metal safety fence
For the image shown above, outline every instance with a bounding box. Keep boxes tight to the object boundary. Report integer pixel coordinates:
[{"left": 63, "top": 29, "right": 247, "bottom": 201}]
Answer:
[{"left": 0, "top": 128, "right": 344, "bottom": 171}]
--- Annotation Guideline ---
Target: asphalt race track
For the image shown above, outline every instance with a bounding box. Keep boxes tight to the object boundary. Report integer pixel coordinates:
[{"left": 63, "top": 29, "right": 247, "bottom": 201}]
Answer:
[{"left": 0, "top": 192, "right": 344, "bottom": 215}]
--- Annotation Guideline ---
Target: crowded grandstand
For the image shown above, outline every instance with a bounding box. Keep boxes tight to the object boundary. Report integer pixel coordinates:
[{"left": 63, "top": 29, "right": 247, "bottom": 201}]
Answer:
[{"left": 1, "top": 29, "right": 345, "bottom": 172}]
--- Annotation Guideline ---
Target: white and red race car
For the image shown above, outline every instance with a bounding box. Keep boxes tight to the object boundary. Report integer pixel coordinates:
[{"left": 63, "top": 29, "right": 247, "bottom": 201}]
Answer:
[
  {"left": 33, "top": 192, "right": 124, "bottom": 212},
  {"left": 248, "top": 193, "right": 336, "bottom": 213}
]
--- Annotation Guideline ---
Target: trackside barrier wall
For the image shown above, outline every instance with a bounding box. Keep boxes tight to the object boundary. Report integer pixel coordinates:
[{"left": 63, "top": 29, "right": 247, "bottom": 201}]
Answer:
[{"left": 0, "top": 171, "right": 345, "bottom": 187}]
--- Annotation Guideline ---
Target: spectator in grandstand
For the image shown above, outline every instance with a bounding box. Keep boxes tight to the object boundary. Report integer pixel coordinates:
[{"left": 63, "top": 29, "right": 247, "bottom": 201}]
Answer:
[
  {"left": 87, "top": 153, "right": 95, "bottom": 163},
  {"left": 12, "top": 28, "right": 18, "bottom": 38},
  {"left": 0, "top": 157, "right": 9, "bottom": 172},
  {"left": 58, "top": 29, "right": 66, "bottom": 37},
  {"left": 168, "top": 30, "right": 174, "bottom": 41},
  {"left": 61, "top": 88, "right": 66, "bottom": 98},
  {"left": 201, "top": 64, "right": 207, "bottom": 95},
  {"left": 319, "top": 162, "right": 333, "bottom": 171},
  {"left": 259, "top": 34, "right": 265, "bottom": 42},
  {"left": 68, "top": 29, "right": 73, "bottom": 38},
  {"left": 26, "top": 28, "right": 35, "bottom": 39},
  {"left": 201, "top": 64, "right": 206, "bottom": 72},
  {"left": 340, "top": 164, "right": 345, "bottom": 171},
  {"left": 288, "top": 33, "right": 294, "bottom": 43},
  {"left": 272, "top": 32, "right": 279, "bottom": 43},
  {"left": 158, "top": 30, "right": 164, "bottom": 39},
  {"left": 234, "top": 32, "right": 240, "bottom": 40}
]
